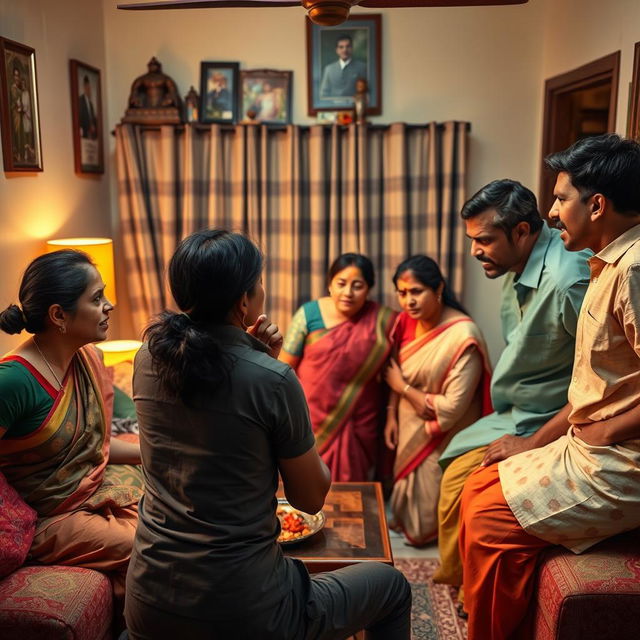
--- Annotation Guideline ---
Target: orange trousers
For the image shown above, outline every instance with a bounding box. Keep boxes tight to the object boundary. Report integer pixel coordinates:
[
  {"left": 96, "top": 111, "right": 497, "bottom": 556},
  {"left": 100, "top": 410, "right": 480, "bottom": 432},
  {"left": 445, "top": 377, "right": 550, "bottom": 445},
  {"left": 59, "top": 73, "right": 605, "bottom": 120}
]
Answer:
[{"left": 459, "top": 464, "right": 552, "bottom": 640}]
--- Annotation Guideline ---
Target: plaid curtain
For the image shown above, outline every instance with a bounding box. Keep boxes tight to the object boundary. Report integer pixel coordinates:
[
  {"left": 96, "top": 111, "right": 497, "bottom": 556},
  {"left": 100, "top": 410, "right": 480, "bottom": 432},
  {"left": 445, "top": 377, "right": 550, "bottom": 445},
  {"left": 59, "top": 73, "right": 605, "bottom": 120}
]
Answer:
[{"left": 115, "top": 121, "right": 469, "bottom": 336}]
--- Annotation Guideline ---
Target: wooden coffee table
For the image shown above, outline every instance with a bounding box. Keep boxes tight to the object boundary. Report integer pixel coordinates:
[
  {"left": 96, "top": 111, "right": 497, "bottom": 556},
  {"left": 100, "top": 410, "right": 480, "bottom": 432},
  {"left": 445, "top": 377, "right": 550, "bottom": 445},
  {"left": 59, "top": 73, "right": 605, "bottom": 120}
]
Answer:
[{"left": 280, "top": 481, "right": 393, "bottom": 573}]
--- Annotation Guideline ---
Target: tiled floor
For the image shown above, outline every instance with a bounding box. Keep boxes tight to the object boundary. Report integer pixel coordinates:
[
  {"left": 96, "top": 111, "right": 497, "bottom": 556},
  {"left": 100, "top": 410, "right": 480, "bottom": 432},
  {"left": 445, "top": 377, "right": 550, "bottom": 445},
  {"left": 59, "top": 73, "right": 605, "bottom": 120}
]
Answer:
[
  {"left": 385, "top": 502, "right": 440, "bottom": 559},
  {"left": 389, "top": 527, "right": 440, "bottom": 559}
]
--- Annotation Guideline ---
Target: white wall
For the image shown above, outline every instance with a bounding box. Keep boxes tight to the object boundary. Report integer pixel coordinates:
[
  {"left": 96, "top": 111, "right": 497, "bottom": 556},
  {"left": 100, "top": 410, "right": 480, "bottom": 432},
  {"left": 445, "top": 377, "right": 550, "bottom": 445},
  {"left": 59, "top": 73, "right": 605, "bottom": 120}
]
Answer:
[
  {"left": 540, "top": 0, "right": 640, "bottom": 136},
  {"left": 0, "top": 0, "right": 112, "bottom": 355},
  {"left": 103, "top": 0, "right": 548, "bottom": 363}
]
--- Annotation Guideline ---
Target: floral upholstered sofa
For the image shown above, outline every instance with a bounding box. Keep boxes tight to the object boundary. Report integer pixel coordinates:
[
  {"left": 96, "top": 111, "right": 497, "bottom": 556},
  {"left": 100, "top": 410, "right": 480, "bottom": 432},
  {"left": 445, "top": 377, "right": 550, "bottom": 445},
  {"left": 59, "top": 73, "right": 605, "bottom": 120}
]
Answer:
[
  {"left": 0, "top": 366, "right": 137, "bottom": 640},
  {"left": 0, "top": 469, "right": 114, "bottom": 640},
  {"left": 526, "top": 527, "right": 640, "bottom": 640}
]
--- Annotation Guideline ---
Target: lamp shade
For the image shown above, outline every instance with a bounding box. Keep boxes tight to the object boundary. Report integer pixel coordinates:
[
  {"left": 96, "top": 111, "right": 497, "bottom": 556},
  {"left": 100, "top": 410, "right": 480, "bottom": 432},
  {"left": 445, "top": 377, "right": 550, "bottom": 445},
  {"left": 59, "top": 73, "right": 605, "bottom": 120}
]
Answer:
[
  {"left": 46, "top": 237, "right": 116, "bottom": 305},
  {"left": 95, "top": 339, "right": 142, "bottom": 367}
]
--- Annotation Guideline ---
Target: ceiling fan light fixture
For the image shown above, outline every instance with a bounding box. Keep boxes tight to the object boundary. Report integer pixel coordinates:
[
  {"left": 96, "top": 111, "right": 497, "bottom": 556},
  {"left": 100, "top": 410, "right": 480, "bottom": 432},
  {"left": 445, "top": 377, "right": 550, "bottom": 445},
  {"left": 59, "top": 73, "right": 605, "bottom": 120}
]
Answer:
[{"left": 302, "top": 0, "right": 356, "bottom": 26}]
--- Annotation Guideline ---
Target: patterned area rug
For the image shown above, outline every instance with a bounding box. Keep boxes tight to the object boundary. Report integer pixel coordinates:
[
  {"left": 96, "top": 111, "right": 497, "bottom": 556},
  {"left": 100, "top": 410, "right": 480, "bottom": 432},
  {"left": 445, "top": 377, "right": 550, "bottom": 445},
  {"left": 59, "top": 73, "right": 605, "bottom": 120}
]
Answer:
[{"left": 395, "top": 558, "right": 468, "bottom": 640}]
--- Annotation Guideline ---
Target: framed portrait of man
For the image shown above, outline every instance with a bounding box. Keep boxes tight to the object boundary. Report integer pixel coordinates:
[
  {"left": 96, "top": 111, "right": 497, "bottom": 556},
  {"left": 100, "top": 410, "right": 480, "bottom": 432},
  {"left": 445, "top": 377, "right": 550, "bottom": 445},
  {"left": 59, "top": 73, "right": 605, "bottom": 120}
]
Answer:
[
  {"left": 0, "top": 37, "right": 43, "bottom": 172},
  {"left": 69, "top": 60, "right": 103, "bottom": 174},
  {"left": 306, "top": 14, "right": 381, "bottom": 117},
  {"left": 199, "top": 62, "right": 239, "bottom": 124}
]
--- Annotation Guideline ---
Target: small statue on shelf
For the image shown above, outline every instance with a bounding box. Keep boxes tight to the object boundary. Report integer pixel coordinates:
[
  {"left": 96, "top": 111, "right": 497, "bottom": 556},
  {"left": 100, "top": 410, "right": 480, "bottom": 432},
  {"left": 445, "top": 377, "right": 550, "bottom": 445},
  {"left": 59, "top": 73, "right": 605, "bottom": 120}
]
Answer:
[
  {"left": 184, "top": 86, "right": 199, "bottom": 123},
  {"left": 353, "top": 77, "right": 369, "bottom": 125},
  {"left": 122, "top": 57, "right": 182, "bottom": 125},
  {"left": 241, "top": 108, "right": 259, "bottom": 125}
]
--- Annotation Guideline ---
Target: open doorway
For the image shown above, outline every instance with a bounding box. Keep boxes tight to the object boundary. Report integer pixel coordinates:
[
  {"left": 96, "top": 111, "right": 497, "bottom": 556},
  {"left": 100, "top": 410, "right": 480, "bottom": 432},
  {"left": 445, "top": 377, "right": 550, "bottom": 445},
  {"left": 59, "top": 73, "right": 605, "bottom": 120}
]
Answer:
[{"left": 539, "top": 52, "right": 620, "bottom": 216}]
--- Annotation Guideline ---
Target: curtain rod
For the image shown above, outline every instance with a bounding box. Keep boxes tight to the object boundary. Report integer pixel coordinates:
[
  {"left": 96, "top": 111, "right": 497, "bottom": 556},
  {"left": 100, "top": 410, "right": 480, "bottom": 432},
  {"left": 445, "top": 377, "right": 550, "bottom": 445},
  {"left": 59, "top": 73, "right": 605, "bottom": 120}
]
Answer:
[{"left": 112, "top": 122, "right": 471, "bottom": 136}]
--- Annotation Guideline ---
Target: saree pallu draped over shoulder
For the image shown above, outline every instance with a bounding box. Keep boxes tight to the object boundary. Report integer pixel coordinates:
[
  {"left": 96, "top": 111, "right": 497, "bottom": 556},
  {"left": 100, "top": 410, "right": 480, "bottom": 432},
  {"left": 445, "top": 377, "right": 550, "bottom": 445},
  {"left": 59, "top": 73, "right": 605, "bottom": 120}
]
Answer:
[
  {"left": 394, "top": 318, "right": 491, "bottom": 481},
  {"left": 296, "top": 301, "right": 395, "bottom": 481},
  {"left": 1, "top": 347, "right": 107, "bottom": 513},
  {"left": 390, "top": 316, "right": 492, "bottom": 545}
]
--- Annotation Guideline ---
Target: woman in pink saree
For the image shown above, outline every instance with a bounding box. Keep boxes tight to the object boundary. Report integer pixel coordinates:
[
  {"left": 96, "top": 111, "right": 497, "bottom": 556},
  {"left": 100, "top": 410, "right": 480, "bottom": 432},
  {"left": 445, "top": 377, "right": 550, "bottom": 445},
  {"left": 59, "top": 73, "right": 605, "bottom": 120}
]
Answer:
[
  {"left": 384, "top": 255, "right": 492, "bottom": 546},
  {"left": 281, "top": 254, "right": 396, "bottom": 481}
]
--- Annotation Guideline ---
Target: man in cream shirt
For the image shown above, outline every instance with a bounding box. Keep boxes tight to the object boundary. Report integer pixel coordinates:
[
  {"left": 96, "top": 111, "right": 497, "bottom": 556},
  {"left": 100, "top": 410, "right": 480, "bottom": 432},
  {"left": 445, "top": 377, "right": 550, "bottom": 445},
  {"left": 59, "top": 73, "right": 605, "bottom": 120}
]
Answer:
[{"left": 458, "top": 134, "right": 640, "bottom": 640}]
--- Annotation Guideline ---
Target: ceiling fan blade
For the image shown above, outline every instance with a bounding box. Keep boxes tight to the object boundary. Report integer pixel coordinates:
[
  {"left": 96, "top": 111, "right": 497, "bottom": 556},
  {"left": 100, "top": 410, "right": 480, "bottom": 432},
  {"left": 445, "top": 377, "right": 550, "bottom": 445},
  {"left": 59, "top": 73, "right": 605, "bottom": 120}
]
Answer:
[
  {"left": 118, "top": 0, "right": 300, "bottom": 10},
  {"left": 358, "top": 0, "right": 528, "bottom": 6},
  {"left": 116, "top": 0, "right": 527, "bottom": 27}
]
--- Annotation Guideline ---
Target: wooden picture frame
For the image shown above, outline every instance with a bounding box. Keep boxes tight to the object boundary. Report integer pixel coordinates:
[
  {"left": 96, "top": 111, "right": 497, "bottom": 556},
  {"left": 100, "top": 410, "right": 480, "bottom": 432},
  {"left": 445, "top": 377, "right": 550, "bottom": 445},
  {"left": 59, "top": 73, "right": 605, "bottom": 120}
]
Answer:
[
  {"left": 306, "top": 14, "right": 382, "bottom": 117},
  {"left": 0, "top": 37, "right": 43, "bottom": 172},
  {"left": 628, "top": 41, "right": 640, "bottom": 141},
  {"left": 199, "top": 61, "right": 239, "bottom": 124},
  {"left": 240, "top": 69, "right": 293, "bottom": 125},
  {"left": 70, "top": 59, "right": 104, "bottom": 174}
]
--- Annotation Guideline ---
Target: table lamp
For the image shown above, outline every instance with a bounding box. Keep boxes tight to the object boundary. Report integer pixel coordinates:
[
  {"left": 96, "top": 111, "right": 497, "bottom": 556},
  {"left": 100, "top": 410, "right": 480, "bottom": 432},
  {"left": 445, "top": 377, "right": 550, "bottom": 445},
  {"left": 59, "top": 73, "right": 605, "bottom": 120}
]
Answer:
[
  {"left": 46, "top": 237, "right": 117, "bottom": 305},
  {"left": 95, "top": 339, "right": 142, "bottom": 367}
]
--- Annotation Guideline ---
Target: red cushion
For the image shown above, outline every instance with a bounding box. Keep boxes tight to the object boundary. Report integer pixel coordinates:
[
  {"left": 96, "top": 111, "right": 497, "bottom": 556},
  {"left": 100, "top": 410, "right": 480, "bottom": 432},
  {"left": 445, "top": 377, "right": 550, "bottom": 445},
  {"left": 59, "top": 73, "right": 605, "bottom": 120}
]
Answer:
[
  {"left": 531, "top": 529, "right": 640, "bottom": 640},
  {"left": 0, "top": 565, "right": 112, "bottom": 640},
  {"left": 0, "top": 470, "right": 37, "bottom": 578}
]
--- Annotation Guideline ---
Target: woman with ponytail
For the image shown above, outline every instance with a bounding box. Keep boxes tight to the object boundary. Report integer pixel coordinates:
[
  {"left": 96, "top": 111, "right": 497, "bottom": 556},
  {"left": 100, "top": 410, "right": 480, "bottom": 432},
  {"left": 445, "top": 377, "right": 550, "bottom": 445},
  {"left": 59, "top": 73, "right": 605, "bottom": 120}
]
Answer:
[
  {"left": 125, "top": 229, "right": 411, "bottom": 640},
  {"left": 383, "top": 255, "right": 492, "bottom": 546},
  {"left": 0, "top": 250, "right": 142, "bottom": 613}
]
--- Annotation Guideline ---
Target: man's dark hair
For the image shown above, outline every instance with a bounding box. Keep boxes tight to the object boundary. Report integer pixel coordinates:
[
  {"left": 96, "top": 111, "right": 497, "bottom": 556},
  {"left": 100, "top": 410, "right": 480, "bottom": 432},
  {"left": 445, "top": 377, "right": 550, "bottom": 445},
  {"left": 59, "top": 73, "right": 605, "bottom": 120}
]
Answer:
[
  {"left": 461, "top": 179, "right": 543, "bottom": 236},
  {"left": 545, "top": 134, "right": 640, "bottom": 216},
  {"left": 336, "top": 34, "right": 353, "bottom": 46},
  {"left": 83, "top": 75, "right": 90, "bottom": 84}
]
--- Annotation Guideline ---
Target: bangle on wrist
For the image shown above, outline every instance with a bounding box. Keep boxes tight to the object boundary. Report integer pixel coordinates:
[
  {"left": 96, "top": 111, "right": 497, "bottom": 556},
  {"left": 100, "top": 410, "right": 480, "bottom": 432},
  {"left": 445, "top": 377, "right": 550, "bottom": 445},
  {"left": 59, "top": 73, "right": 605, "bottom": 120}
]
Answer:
[
  {"left": 386, "top": 405, "right": 395, "bottom": 411},
  {"left": 401, "top": 383, "right": 410, "bottom": 397}
]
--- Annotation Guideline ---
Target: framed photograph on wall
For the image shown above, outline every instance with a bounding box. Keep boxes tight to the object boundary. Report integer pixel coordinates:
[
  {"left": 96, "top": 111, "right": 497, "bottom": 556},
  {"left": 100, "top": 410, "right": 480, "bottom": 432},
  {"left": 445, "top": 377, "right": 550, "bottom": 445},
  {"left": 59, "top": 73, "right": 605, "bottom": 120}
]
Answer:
[
  {"left": 240, "top": 69, "right": 292, "bottom": 125},
  {"left": 200, "top": 62, "right": 239, "bottom": 124},
  {"left": 70, "top": 59, "right": 104, "bottom": 174},
  {"left": 0, "top": 37, "right": 43, "bottom": 171},
  {"left": 306, "top": 14, "right": 381, "bottom": 117}
]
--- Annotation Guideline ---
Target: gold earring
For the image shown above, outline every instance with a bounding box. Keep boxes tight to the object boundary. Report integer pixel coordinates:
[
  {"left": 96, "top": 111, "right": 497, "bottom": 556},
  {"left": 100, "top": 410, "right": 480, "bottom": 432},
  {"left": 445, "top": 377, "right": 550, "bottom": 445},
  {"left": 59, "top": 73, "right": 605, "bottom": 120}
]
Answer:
[{"left": 59, "top": 324, "right": 66, "bottom": 334}]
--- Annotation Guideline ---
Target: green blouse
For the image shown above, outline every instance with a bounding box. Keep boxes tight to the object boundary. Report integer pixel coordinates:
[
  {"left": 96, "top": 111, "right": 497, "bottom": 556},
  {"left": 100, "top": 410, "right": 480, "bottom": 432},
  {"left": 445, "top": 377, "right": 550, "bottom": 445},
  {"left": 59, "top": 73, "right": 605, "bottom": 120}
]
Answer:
[
  {"left": 282, "top": 300, "right": 326, "bottom": 357},
  {"left": 0, "top": 358, "right": 55, "bottom": 437}
]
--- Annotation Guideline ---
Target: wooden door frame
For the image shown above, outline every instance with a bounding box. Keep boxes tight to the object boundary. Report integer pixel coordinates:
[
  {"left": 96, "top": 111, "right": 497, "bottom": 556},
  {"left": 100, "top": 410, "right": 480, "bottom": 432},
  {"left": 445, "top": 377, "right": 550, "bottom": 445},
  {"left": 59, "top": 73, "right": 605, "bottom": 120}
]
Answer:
[
  {"left": 539, "top": 51, "right": 620, "bottom": 215},
  {"left": 628, "top": 42, "right": 640, "bottom": 140}
]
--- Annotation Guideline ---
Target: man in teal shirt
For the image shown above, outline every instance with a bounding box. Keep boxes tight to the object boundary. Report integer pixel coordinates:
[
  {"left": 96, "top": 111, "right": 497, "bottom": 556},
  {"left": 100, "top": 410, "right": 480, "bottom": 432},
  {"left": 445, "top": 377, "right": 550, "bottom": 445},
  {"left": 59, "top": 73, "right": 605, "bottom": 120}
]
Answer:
[{"left": 433, "top": 179, "right": 590, "bottom": 593}]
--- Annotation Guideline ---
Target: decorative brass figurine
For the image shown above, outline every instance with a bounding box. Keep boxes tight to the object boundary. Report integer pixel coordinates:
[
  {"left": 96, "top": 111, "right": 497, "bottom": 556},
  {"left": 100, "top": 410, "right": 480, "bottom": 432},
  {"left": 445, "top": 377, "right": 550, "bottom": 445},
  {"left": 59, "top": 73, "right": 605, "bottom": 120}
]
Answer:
[
  {"left": 353, "top": 77, "right": 369, "bottom": 125},
  {"left": 122, "top": 57, "right": 182, "bottom": 125}
]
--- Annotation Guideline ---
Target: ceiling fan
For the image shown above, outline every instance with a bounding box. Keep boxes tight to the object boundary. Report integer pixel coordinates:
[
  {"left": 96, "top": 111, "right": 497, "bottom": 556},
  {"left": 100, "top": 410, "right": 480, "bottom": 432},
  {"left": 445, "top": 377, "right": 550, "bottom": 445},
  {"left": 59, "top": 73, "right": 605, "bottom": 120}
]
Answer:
[{"left": 118, "top": 0, "right": 529, "bottom": 27}]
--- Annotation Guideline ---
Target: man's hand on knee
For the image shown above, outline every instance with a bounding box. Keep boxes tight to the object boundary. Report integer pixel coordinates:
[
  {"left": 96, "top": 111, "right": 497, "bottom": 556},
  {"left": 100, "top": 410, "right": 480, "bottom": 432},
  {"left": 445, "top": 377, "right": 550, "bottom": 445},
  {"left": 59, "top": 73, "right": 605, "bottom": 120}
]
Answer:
[{"left": 481, "top": 434, "right": 535, "bottom": 466}]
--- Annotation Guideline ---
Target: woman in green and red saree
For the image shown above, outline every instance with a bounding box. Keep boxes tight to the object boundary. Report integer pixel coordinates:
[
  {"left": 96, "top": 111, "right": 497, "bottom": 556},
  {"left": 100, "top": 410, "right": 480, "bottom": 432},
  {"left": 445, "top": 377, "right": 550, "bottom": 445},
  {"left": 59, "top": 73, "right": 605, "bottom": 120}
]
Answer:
[
  {"left": 0, "top": 250, "right": 142, "bottom": 610},
  {"left": 280, "top": 254, "right": 396, "bottom": 481},
  {"left": 384, "top": 255, "right": 492, "bottom": 546}
]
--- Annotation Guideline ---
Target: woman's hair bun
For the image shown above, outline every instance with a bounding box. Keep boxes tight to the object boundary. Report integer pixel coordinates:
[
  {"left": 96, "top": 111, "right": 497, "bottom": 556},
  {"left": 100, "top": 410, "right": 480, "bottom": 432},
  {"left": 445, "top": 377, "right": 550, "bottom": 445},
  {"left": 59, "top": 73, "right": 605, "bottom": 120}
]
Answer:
[{"left": 0, "top": 304, "right": 27, "bottom": 335}]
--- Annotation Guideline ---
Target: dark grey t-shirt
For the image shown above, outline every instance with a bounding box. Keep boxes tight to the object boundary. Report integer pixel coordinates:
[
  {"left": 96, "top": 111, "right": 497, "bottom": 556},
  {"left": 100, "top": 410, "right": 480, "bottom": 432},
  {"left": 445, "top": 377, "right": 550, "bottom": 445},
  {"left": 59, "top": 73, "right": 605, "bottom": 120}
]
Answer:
[{"left": 128, "top": 326, "right": 315, "bottom": 621}]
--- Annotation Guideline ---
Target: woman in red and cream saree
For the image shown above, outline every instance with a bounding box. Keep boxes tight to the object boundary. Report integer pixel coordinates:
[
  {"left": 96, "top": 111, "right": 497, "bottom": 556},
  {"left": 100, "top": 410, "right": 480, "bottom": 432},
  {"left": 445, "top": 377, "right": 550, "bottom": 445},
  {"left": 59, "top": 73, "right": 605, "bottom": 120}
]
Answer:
[
  {"left": 0, "top": 250, "right": 143, "bottom": 606},
  {"left": 385, "top": 256, "right": 491, "bottom": 546},
  {"left": 281, "top": 254, "right": 396, "bottom": 481}
]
